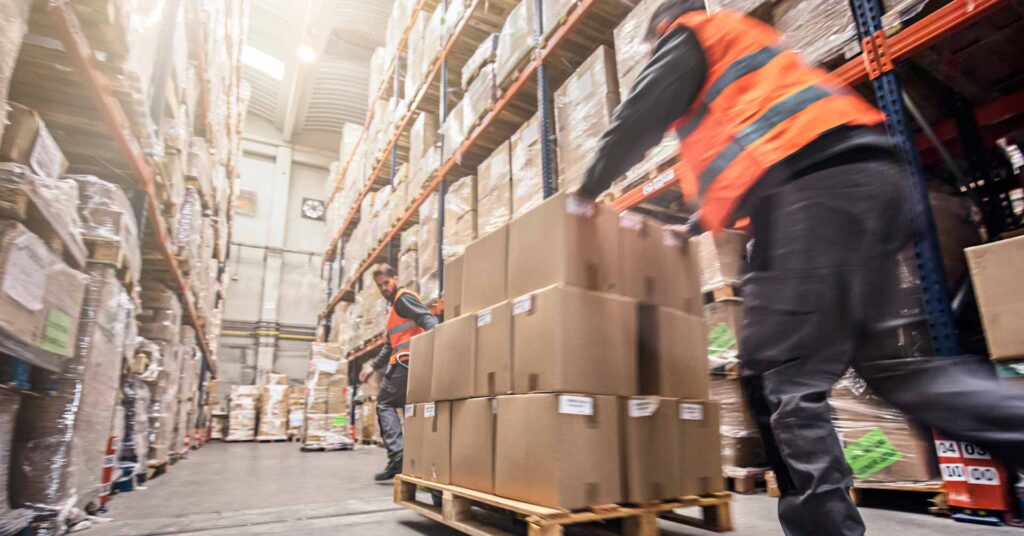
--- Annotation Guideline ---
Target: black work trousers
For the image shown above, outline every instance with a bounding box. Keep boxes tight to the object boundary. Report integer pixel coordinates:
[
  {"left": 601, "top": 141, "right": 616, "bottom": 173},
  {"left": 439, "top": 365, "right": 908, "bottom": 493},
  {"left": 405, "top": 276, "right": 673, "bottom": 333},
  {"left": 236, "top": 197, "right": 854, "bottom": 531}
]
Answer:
[{"left": 738, "top": 158, "right": 1024, "bottom": 535}]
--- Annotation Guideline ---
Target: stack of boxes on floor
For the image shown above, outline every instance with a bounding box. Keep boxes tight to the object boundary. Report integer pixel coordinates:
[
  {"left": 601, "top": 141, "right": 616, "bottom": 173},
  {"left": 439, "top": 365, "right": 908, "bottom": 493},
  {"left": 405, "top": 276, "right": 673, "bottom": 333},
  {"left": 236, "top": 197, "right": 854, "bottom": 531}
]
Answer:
[
  {"left": 140, "top": 285, "right": 185, "bottom": 462},
  {"left": 356, "top": 362, "right": 382, "bottom": 444},
  {"left": 302, "top": 343, "right": 351, "bottom": 448},
  {"left": 286, "top": 384, "right": 307, "bottom": 440},
  {"left": 257, "top": 374, "right": 290, "bottom": 441},
  {"left": 226, "top": 386, "right": 259, "bottom": 442},
  {"left": 402, "top": 191, "right": 723, "bottom": 509}
]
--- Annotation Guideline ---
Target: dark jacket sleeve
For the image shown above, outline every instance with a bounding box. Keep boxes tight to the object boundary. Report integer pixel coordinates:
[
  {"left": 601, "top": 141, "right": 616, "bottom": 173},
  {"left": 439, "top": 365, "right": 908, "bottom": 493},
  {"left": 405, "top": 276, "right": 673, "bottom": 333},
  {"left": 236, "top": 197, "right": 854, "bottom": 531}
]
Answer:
[
  {"left": 371, "top": 337, "right": 392, "bottom": 372},
  {"left": 576, "top": 26, "right": 708, "bottom": 199},
  {"left": 394, "top": 293, "right": 439, "bottom": 331}
]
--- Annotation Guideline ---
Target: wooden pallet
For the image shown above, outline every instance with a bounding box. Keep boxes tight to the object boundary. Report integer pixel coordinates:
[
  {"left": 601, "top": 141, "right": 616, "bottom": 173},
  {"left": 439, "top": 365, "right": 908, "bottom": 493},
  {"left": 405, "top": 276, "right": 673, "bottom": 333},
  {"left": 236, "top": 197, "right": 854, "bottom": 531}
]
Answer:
[
  {"left": 255, "top": 436, "right": 289, "bottom": 443},
  {"left": 704, "top": 283, "right": 741, "bottom": 303},
  {"left": 395, "top": 474, "right": 733, "bottom": 535},
  {"left": 723, "top": 466, "right": 768, "bottom": 495},
  {"left": 766, "top": 471, "right": 779, "bottom": 498},
  {"left": 84, "top": 236, "right": 125, "bottom": 268},
  {"left": 850, "top": 481, "right": 948, "bottom": 516},
  {"left": 300, "top": 441, "right": 355, "bottom": 452}
]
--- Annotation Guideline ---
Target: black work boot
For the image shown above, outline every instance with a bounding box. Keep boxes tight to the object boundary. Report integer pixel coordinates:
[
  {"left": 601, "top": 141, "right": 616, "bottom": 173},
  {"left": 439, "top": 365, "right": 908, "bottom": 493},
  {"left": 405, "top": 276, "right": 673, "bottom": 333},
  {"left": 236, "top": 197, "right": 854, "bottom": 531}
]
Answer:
[{"left": 374, "top": 451, "right": 403, "bottom": 481}]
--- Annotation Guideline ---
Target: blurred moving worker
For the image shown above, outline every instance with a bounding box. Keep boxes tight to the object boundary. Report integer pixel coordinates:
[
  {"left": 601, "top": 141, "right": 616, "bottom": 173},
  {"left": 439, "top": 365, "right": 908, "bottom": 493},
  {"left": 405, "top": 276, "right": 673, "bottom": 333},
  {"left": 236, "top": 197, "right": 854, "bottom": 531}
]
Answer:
[
  {"left": 359, "top": 263, "right": 438, "bottom": 482},
  {"left": 576, "top": 1, "right": 1024, "bottom": 534}
]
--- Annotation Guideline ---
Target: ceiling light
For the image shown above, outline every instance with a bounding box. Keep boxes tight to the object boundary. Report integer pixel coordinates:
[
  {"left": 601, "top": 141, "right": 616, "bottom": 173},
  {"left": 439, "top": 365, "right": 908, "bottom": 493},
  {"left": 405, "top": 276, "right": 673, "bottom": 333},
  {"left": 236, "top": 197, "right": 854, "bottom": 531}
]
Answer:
[{"left": 297, "top": 44, "right": 317, "bottom": 63}]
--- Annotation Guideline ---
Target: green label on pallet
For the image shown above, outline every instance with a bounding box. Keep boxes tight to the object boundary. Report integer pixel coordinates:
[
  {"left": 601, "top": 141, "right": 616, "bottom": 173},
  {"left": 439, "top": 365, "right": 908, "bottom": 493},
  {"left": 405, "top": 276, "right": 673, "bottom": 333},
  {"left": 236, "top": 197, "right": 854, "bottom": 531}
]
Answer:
[
  {"left": 40, "top": 308, "right": 73, "bottom": 354},
  {"left": 332, "top": 415, "right": 347, "bottom": 427},
  {"left": 844, "top": 428, "right": 902, "bottom": 479},
  {"left": 707, "top": 322, "right": 737, "bottom": 358}
]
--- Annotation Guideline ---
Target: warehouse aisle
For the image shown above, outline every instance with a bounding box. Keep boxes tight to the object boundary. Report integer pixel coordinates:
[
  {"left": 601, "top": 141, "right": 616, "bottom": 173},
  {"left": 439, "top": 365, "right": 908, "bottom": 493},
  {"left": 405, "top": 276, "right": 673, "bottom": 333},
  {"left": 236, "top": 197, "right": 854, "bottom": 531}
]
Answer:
[{"left": 87, "top": 443, "right": 1017, "bottom": 536}]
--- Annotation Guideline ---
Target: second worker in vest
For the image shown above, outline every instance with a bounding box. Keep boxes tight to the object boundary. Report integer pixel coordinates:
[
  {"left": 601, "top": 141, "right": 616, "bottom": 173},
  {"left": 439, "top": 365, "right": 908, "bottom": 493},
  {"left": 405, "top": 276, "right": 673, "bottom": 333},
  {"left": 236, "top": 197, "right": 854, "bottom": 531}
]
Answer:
[
  {"left": 359, "top": 263, "right": 438, "bottom": 482},
  {"left": 576, "top": 1, "right": 1024, "bottom": 534}
]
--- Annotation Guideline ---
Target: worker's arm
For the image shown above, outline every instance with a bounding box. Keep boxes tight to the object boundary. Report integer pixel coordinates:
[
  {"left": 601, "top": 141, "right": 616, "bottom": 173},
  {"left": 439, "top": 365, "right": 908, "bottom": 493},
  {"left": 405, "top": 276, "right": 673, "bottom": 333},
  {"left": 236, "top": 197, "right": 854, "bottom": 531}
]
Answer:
[
  {"left": 394, "top": 294, "right": 439, "bottom": 331},
  {"left": 576, "top": 27, "right": 708, "bottom": 199},
  {"left": 370, "top": 338, "right": 392, "bottom": 372}
]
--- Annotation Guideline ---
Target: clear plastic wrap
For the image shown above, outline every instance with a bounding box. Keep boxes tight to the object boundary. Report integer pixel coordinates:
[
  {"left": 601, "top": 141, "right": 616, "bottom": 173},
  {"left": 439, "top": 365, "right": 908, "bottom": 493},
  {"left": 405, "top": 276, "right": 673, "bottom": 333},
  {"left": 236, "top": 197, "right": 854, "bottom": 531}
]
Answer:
[
  {"left": 0, "top": 163, "right": 88, "bottom": 267},
  {"left": 705, "top": 300, "right": 742, "bottom": 371},
  {"left": 257, "top": 385, "right": 289, "bottom": 440},
  {"left": 0, "top": 104, "right": 69, "bottom": 181},
  {"left": 401, "top": 225, "right": 419, "bottom": 254},
  {"left": 405, "top": 12, "right": 427, "bottom": 101},
  {"left": 0, "top": 388, "right": 32, "bottom": 534},
  {"left": 175, "top": 186, "right": 203, "bottom": 260},
  {"left": 691, "top": 230, "right": 751, "bottom": 293},
  {"left": 422, "top": 5, "right": 445, "bottom": 82},
  {"left": 614, "top": 0, "right": 664, "bottom": 96},
  {"left": 398, "top": 249, "right": 419, "bottom": 290},
  {"left": 0, "top": 0, "right": 31, "bottom": 143},
  {"left": 476, "top": 142, "right": 512, "bottom": 236},
  {"left": 410, "top": 112, "right": 438, "bottom": 167},
  {"left": 495, "top": 0, "right": 532, "bottom": 87},
  {"left": 68, "top": 175, "right": 142, "bottom": 282},
  {"left": 831, "top": 370, "right": 939, "bottom": 483},
  {"left": 119, "top": 376, "right": 152, "bottom": 477},
  {"left": 710, "top": 377, "right": 767, "bottom": 468},
  {"left": 409, "top": 146, "right": 440, "bottom": 199},
  {"left": 286, "top": 385, "right": 306, "bottom": 438},
  {"left": 441, "top": 101, "right": 466, "bottom": 165},
  {"left": 226, "top": 385, "right": 259, "bottom": 442},
  {"left": 149, "top": 341, "right": 182, "bottom": 463},
  {"left": 554, "top": 47, "right": 621, "bottom": 193},
  {"left": 510, "top": 114, "right": 545, "bottom": 218},
  {"left": 443, "top": 176, "right": 477, "bottom": 260},
  {"left": 303, "top": 343, "right": 351, "bottom": 448},
  {"left": 419, "top": 270, "right": 440, "bottom": 302},
  {"left": 462, "top": 63, "right": 497, "bottom": 135},
  {"left": 462, "top": 34, "right": 499, "bottom": 90},
  {"left": 139, "top": 284, "right": 182, "bottom": 343}
]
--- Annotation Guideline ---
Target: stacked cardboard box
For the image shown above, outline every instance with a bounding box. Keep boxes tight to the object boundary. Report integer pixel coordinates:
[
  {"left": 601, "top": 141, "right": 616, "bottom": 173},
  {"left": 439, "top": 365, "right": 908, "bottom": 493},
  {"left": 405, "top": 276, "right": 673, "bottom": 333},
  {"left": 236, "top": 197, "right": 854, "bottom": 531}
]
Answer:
[
  {"left": 0, "top": 162, "right": 87, "bottom": 266},
  {"left": 476, "top": 142, "right": 512, "bottom": 237},
  {"left": 303, "top": 343, "right": 352, "bottom": 448},
  {"left": 509, "top": 114, "right": 545, "bottom": 218},
  {"left": 226, "top": 386, "right": 259, "bottom": 442},
  {"left": 257, "top": 374, "right": 290, "bottom": 441},
  {"left": 418, "top": 193, "right": 442, "bottom": 301},
  {"left": 404, "top": 192, "right": 722, "bottom": 509},
  {"left": 398, "top": 226, "right": 420, "bottom": 294},
  {"left": 443, "top": 175, "right": 477, "bottom": 260},
  {"left": 287, "top": 384, "right": 307, "bottom": 439},
  {"left": 966, "top": 235, "right": 1024, "bottom": 361}
]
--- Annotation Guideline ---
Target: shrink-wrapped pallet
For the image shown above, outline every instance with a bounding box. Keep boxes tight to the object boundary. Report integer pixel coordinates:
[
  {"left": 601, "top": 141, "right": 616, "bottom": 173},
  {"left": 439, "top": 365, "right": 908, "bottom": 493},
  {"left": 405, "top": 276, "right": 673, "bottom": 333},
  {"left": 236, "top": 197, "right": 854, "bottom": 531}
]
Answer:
[
  {"left": 462, "top": 34, "right": 499, "bottom": 90},
  {"left": 0, "top": 0, "right": 31, "bottom": 142},
  {"left": 476, "top": 142, "right": 512, "bottom": 237},
  {"left": 443, "top": 176, "right": 477, "bottom": 260},
  {"left": 510, "top": 114, "right": 545, "bottom": 218},
  {"left": 139, "top": 284, "right": 182, "bottom": 343},
  {"left": 69, "top": 175, "right": 142, "bottom": 282},
  {"left": 0, "top": 389, "right": 31, "bottom": 534},
  {"left": 0, "top": 163, "right": 86, "bottom": 265},
  {"left": 462, "top": 64, "right": 497, "bottom": 135},
  {"left": 226, "top": 385, "right": 259, "bottom": 442},
  {"left": 495, "top": 0, "right": 532, "bottom": 87},
  {"left": 257, "top": 385, "right": 289, "bottom": 440}
]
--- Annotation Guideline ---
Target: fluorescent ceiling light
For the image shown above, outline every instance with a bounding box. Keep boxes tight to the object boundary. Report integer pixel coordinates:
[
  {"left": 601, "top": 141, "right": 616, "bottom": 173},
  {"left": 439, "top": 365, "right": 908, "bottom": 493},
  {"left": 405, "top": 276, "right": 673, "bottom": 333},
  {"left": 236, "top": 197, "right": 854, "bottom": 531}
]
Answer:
[
  {"left": 242, "top": 45, "right": 285, "bottom": 81},
  {"left": 297, "top": 44, "right": 317, "bottom": 63}
]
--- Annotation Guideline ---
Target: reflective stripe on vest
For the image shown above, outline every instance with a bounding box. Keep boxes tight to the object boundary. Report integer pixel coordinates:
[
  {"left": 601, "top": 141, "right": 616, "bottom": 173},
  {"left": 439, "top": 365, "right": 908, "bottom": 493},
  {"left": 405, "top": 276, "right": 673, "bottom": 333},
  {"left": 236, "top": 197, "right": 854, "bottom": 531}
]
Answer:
[{"left": 666, "top": 11, "right": 886, "bottom": 231}]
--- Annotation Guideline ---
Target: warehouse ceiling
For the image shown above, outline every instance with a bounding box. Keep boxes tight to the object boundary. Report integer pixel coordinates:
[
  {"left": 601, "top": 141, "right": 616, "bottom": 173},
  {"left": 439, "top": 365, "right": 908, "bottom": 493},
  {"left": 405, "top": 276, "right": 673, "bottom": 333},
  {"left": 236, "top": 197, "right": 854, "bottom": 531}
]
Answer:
[{"left": 242, "top": 0, "right": 394, "bottom": 141}]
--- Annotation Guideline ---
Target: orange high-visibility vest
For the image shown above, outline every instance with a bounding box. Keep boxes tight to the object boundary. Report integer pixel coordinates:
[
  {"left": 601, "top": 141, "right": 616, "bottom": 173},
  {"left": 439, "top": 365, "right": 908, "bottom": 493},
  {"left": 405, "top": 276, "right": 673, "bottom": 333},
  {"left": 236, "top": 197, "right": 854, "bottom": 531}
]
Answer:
[
  {"left": 385, "top": 288, "right": 425, "bottom": 366},
  {"left": 665, "top": 11, "right": 886, "bottom": 231}
]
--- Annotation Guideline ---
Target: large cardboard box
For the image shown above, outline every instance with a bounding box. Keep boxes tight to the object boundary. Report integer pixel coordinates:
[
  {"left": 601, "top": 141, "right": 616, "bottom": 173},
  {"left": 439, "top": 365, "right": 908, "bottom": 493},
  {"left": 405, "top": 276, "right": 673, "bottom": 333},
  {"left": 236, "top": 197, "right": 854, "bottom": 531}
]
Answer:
[
  {"left": 624, "top": 396, "right": 681, "bottom": 502},
  {"left": 476, "top": 142, "right": 512, "bottom": 237},
  {"left": 475, "top": 301, "right": 512, "bottom": 397},
  {"left": 495, "top": 394, "right": 622, "bottom": 509},
  {"left": 619, "top": 213, "right": 702, "bottom": 315},
  {"left": 965, "top": 236, "right": 1024, "bottom": 360},
  {"left": 710, "top": 377, "right": 766, "bottom": 468},
  {"left": 451, "top": 398, "right": 496, "bottom": 493},
  {"left": 638, "top": 306, "right": 708, "bottom": 399},
  {"left": 508, "top": 192, "right": 620, "bottom": 298},
  {"left": 462, "top": 225, "right": 508, "bottom": 313},
  {"left": 554, "top": 46, "right": 620, "bottom": 192},
  {"left": 402, "top": 403, "right": 425, "bottom": 478},
  {"left": 512, "top": 285, "right": 637, "bottom": 396},
  {"left": 692, "top": 231, "right": 750, "bottom": 293},
  {"left": 0, "top": 104, "right": 68, "bottom": 179},
  {"left": 422, "top": 401, "right": 452, "bottom": 484},
  {"left": 678, "top": 400, "right": 726, "bottom": 496},
  {"left": 431, "top": 315, "right": 477, "bottom": 401},
  {"left": 407, "top": 330, "right": 436, "bottom": 404},
  {"left": 443, "top": 255, "right": 464, "bottom": 318},
  {"left": 510, "top": 114, "right": 544, "bottom": 218},
  {"left": 495, "top": 0, "right": 532, "bottom": 87}
]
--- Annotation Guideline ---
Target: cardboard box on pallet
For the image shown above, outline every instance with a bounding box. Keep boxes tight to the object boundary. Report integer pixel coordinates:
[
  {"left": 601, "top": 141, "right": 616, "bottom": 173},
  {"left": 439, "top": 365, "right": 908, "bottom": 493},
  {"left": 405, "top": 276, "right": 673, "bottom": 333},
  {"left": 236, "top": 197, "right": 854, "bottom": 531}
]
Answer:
[
  {"left": 443, "top": 175, "right": 477, "bottom": 260},
  {"left": 226, "top": 385, "right": 259, "bottom": 441},
  {"left": 678, "top": 400, "right": 726, "bottom": 496},
  {"left": 257, "top": 385, "right": 289, "bottom": 440},
  {"left": 451, "top": 397, "right": 496, "bottom": 493},
  {"left": 431, "top": 314, "right": 477, "bottom": 401},
  {"left": 462, "top": 34, "right": 498, "bottom": 90},
  {"left": 495, "top": 0, "right": 532, "bottom": 87},
  {"left": 402, "top": 403, "right": 425, "bottom": 478},
  {"left": 475, "top": 301, "right": 513, "bottom": 397},
  {"left": 512, "top": 285, "right": 637, "bottom": 397},
  {"left": 441, "top": 103, "right": 465, "bottom": 165},
  {"left": 613, "top": 0, "right": 661, "bottom": 97},
  {"left": 407, "top": 330, "right": 436, "bottom": 404},
  {"left": 0, "top": 103, "right": 69, "bottom": 179},
  {"left": 965, "top": 235, "right": 1024, "bottom": 361},
  {"left": 422, "top": 401, "right": 452, "bottom": 484},
  {"left": 554, "top": 46, "right": 621, "bottom": 193},
  {"left": 476, "top": 142, "right": 512, "bottom": 237},
  {"left": 624, "top": 396, "right": 681, "bottom": 503},
  {"left": 495, "top": 394, "right": 622, "bottom": 510},
  {"left": 462, "top": 64, "right": 497, "bottom": 135},
  {"left": 462, "top": 225, "right": 508, "bottom": 314},
  {"left": 619, "top": 212, "right": 703, "bottom": 315},
  {"left": 443, "top": 254, "right": 464, "bottom": 317},
  {"left": 508, "top": 192, "right": 620, "bottom": 298},
  {"left": 710, "top": 377, "right": 766, "bottom": 468},
  {"left": 692, "top": 231, "right": 751, "bottom": 293},
  {"left": 638, "top": 306, "right": 708, "bottom": 399}
]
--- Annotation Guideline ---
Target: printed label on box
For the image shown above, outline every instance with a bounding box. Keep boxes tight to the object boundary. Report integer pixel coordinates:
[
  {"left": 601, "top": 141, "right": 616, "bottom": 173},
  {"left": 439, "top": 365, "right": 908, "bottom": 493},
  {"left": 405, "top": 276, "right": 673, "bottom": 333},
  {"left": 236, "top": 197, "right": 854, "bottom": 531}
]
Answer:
[
  {"left": 477, "top": 309, "right": 492, "bottom": 327},
  {"left": 618, "top": 212, "right": 645, "bottom": 231},
  {"left": 627, "top": 398, "right": 659, "bottom": 418},
  {"left": 313, "top": 356, "right": 339, "bottom": 374},
  {"left": 558, "top": 395, "right": 594, "bottom": 416},
  {"left": 679, "top": 403, "right": 704, "bottom": 421},
  {"left": 843, "top": 428, "right": 902, "bottom": 480},
  {"left": 30, "top": 126, "right": 63, "bottom": 179},
  {"left": 41, "top": 308, "right": 73, "bottom": 354},
  {"left": 405, "top": 404, "right": 415, "bottom": 416},
  {"left": 331, "top": 415, "right": 347, "bottom": 427},
  {"left": 935, "top": 440, "right": 960, "bottom": 458},
  {"left": 512, "top": 295, "right": 533, "bottom": 315},
  {"left": 966, "top": 466, "right": 1001, "bottom": 486},
  {"left": 2, "top": 235, "right": 48, "bottom": 311},
  {"left": 424, "top": 403, "right": 436, "bottom": 418}
]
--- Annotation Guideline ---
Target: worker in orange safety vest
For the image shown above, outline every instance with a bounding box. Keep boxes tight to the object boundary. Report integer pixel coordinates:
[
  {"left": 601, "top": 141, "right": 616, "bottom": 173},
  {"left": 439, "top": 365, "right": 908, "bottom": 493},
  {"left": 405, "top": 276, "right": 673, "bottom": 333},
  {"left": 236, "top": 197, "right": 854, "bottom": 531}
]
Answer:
[
  {"left": 359, "top": 263, "right": 437, "bottom": 481},
  {"left": 575, "top": 1, "right": 1024, "bottom": 534}
]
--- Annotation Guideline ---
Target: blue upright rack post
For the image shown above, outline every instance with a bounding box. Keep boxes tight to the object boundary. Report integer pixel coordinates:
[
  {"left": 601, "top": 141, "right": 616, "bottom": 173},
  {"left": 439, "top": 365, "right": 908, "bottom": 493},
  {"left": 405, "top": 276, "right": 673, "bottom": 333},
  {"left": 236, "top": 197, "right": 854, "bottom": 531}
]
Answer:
[
  {"left": 534, "top": 0, "right": 556, "bottom": 199},
  {"left": 437, "top": 0, "right": 449, "bottom": 302}
]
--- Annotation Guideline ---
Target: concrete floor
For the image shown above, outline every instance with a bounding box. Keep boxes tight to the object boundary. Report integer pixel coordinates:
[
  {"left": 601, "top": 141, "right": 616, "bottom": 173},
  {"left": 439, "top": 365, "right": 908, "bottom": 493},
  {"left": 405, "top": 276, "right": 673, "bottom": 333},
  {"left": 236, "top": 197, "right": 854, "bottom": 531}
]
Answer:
[{"left": 85, "top": 442, "right": 1018, "bottom": 536}]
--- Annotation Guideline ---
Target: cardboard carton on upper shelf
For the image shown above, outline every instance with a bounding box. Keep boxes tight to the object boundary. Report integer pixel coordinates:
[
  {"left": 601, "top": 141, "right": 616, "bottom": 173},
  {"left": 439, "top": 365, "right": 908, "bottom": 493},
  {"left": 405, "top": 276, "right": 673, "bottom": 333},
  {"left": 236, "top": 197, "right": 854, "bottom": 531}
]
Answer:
[
  {"left": 510, "top": 114, "right": 545, "bottom": 218},
  {"left": 475, "top": 300, "right": 513, "bottom": 397},
  {"left": 554, "top": 46, "right": 621, "bottom": 193},
  {"left": 441, "top": 102, "right": 466, "bottom": 165},
  {"left": 0, "top": 103, "right": 68, "bottom": 180},
  {"left": 495, "top": 393, "right": 622, "bottom": 510},
  {"left": 508, "top": 192, "right": 619, "bottom": 298},
  {"left": 476, "top": 142, "right": 512, "bottom": 237},
  {"left": 624, "top": 396, "right": 681, "bottom": 502},
  {"left": 613, "top": 0, "right": 661, "bottom": 98},
  {"left": 495, "top": 0, "right": 532, "bottom": 88},
  {"left": 512, "top": 284, "right": 637, "bottom": 397},
  {"left": 618, "top": 212, "right": 703, "bottom": 315},
  {"left": 431, "top": 314, "right": 477, "bottom": 401},
  {"left": 965, "top": 235, "right": 1024, "bottom": 361},
  {"left": 462, "top": 64, "right": 497, "bottom": 136},
  {"left": 443, "top": 175, "right": 477, "bottom": 260},
  {"left": 677, "top": 400, "right": 726, "bottom": 496},
  {"left": 451, "top": 397, "right": 496, "bottom": 493},
  {"left": 443, "top": 254, "right": 464, "bottom": 318},
  {"left": 462, "top": 225, "right": 508, "bottom": 314},
  {"left": 402, "top": 403, "right": 425, "bottom": 478},
  {"left": 638, "top": 306, "right": 708, "bottom": 399},
  {"left": 422, "top": 401, "right": 452, "bottom": 484},
  {"left": 462, "top": 34, "right": 498, "bottom": 90},
  {"left": 692, "top": 230, "right": 751, "bottom": 293},
  {"left": 407, "top": 330, "right": 436, "bottom": 404}
]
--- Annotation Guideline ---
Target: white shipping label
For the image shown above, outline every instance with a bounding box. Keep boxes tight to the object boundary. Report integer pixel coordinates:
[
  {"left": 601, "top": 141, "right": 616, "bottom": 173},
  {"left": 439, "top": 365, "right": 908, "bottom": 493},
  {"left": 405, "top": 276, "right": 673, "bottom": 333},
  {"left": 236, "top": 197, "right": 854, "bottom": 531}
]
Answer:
[
  {"left": 679, "top": 403, "right": 705, "bottom": 421},
  {"left": 30, "top": 126, "right": 63, "bottom": 178},
  {"left": 313, "top": 357, "right": 340, "bottom": 374},
  {"left": 2, "top": 235, "right": 48, "bottom": 311},
  {"left": 960, "top": 442, "right": 991, "bottom": 459},
  {"left": 940, "top": 463, "right": 967, "bottom": 481},
  {"left": 424, "top": 403, "right": 436, "bottom": 418},
  {"left": 966, "top": 466, "right": 1001, "bottom": 486},
  {"left": 627, "top": 398, "right": 659, "bottom": 418},
  {"left": 934, "top": 440, "right": 960, "bottom": 458},
  {"left": 558, "top": 395, "right": 594, "bottom": 416},
  {"left": 564, "top": 195, "right": 595, "bottom": 217},
  {"left": 405, "top": 404, "right": 415, "bottom": 416},
  {"left": 477, "top": 309, "right": 492, "bottom": 327},
  {"left": 512, "top": 295, "right": 533, "bottom": 316},
  {"left": 618, "top": 212, "right": 645, "bottom": 231}
]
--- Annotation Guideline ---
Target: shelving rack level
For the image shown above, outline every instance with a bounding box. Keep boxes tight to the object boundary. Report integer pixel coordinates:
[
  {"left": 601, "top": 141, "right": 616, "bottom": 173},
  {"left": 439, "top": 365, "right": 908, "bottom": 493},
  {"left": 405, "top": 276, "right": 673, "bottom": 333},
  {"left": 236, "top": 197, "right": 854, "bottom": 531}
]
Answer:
[{"left": 46, "top": 1, "right": 216, "bottom": 376}]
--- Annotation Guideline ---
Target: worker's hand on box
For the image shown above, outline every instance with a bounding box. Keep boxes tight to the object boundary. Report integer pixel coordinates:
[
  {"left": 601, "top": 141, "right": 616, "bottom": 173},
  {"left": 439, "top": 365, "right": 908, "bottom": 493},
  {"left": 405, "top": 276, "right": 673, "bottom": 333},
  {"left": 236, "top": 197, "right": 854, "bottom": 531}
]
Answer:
[{"left": 358, "top": 362, "right": 374, "bottom": 383}]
